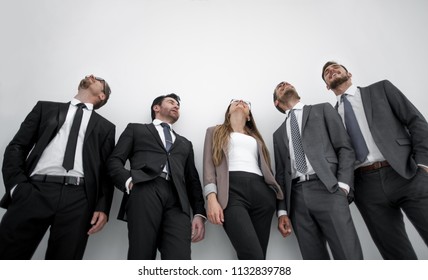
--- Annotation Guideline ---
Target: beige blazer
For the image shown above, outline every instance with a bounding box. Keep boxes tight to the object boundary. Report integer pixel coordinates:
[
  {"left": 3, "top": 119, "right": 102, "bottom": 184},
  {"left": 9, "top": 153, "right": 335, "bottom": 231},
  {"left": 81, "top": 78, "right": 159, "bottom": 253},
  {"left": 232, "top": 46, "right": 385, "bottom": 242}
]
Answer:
[{"left": 203, "top": 126, "right": 284, "bottom": 209}]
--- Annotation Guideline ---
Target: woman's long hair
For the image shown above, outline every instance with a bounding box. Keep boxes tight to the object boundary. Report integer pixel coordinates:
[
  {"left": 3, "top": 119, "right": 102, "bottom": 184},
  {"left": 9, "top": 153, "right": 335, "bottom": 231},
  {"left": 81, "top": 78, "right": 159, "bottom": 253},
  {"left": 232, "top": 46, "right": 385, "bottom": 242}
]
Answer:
[{"left": 212, "top": 104, "right": 271, "bottom": 168}]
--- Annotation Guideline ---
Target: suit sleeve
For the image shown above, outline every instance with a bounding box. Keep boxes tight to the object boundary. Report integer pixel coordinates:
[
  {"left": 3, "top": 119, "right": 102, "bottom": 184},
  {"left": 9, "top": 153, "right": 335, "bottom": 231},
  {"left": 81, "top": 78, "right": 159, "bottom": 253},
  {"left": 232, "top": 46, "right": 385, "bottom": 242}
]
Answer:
[
  {"left": 273, "top": 131, "right": 287, "bottom": 212},
  {"left": 2, "top": 102, "right": 42, "bottom": 191},
  {"left": 184, "top": 141, "right": 206, "bottom": 217},
  {"left": 382, "top": 80, "right": 428, "bottom": 166},
  {"left": 323, "top": 103, "right": 355, "bottom": 189},
  {"left": 95, "top": 123, "right": 116, "bottom": 215},
  {"left": 202, "top": 127, "right": 217, "bottom": 197},
  {"left": 107, "top": 123, "right": 134, "bottom": 192}
]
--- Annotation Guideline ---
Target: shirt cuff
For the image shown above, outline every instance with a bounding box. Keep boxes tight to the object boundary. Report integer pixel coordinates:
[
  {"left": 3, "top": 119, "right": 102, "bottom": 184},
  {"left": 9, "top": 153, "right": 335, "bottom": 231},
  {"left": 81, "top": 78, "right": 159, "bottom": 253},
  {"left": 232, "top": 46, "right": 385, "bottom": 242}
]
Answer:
[
  {"left": 125, "top": 177, "right": 132, "bottom": 194},
  {"left": 10, "top": 185, "right": 18, "bottom": 197},
  {"left": 418, "top": 164, "right": 428, "bottom": 168},
  {"left": 338, "top": 181, "right": 350, "bottom": 194},
  {"left": 203, "top": 183, "right": 217, "bottom": 198},
  {"left": 194, "top": 214, "right": 207, "bottom": 223},
  {"left": 277, "top": 210, "right": 288, "bottom": 217}
]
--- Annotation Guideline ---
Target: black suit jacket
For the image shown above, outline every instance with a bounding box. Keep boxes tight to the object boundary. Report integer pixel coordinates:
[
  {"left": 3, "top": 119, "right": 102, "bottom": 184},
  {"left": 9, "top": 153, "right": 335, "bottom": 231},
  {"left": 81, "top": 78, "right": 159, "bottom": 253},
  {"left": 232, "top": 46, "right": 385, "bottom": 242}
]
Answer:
[
  {"left": 273, "top": 103, "right": 355, "bottom": 214},
  {"left": 1, "top": 101, "right": 116, "bottom": 215},
  {"left": 107, "top": 123, "right": 206, "bottom": 221}
]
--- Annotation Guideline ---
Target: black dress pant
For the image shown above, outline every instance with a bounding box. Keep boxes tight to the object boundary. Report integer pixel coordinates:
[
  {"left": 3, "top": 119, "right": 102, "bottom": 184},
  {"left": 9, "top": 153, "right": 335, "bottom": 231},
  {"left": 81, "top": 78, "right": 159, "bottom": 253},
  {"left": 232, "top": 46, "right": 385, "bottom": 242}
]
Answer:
[
  {"left": 126, "top": 177, "right": 191, "bottom": 260},
  {"left": 223, "top": 171, "right": 276, "bottom": 260},
  {"left": 0, "top": 181, "right": 91, "bottom": 260},
  {"left": 354, "top": 166, "right": 428, "bottom": 259}
]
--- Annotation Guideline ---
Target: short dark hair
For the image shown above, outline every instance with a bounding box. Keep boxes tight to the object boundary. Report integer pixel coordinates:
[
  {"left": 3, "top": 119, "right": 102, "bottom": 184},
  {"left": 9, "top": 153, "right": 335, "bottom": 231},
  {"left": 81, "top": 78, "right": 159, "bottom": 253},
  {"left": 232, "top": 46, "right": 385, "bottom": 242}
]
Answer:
[
  {"left": 272, "top": 88, "right": 285, "bottom": 114},
  {"left": 321, "top": 61, "right": 348, "bottom": 82},
  {"left": 151, "top": 93, "right": 181, "bottom": 120}
]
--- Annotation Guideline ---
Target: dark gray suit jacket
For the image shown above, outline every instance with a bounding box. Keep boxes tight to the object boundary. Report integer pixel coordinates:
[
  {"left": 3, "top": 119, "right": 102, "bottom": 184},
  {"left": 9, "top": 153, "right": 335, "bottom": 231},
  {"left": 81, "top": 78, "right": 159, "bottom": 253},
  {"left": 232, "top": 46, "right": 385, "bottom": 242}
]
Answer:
[
  {"left": 273, "top": 103, "right": 355, "bottom": 214},
  {"left": 356, "top": 80, "right": 428, "bottom": 178}
]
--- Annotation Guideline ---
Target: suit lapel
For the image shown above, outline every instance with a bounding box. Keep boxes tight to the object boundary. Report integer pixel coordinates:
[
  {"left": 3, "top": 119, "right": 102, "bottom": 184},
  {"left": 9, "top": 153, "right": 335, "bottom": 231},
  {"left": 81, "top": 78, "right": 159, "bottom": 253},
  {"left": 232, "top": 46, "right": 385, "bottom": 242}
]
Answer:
[
  {"left": 147, "top": 123, "right": 165, "bottom": 149},
  {"left": 84, "top": 111, "right": 99, "bottom": 142},
  {"left": 301, "top": 105, "right": 311, "bottom": 132},
  {"left": 56, "top": 102, "right": 69, "bottom": 134},
  {"left": 359, "top": 86, "right": 373, "bottom": 126},
  {"left": 280, "top": 120, "right": 289, "bottom": 150}
]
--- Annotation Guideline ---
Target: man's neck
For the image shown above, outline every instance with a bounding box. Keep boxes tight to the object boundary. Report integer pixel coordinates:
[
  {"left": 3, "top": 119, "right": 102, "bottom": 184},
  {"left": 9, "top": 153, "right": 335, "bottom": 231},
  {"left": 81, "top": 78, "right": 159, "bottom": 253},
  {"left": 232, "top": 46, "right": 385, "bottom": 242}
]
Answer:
[{"left": 332, "top": 81, "right": 353, "bottom": 96}]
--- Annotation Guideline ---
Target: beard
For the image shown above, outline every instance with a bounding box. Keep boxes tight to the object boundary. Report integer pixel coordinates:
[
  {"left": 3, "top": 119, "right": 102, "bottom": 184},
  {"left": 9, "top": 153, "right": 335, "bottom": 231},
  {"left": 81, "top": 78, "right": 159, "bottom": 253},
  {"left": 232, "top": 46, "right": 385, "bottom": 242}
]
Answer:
[
  {"left": 329, "top": 75, "right": 349, "bottom": 90},
  {"left": 280, "top": 88, "right": 300, "bottom": 102}
]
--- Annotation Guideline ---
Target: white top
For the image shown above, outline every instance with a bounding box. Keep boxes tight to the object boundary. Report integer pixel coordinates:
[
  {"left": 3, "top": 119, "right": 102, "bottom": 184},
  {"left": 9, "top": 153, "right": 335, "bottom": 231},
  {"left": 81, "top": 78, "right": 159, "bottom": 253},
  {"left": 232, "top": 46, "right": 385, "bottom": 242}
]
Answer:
[{"left": 228, "top": 132, "right": 262, "bottom": 176}]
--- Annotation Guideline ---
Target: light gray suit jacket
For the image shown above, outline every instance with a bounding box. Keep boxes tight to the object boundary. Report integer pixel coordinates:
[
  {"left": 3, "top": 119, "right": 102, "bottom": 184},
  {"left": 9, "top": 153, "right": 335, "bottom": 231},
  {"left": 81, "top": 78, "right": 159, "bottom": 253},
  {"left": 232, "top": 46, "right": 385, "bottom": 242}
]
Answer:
[
  {"left": 203, "top": 126, "right": 283, "bottom": 209},
  {"left": 356, "top": 80, "right": 428, "bottom": 178},
  {"left": 273, "top": 103, "right": 355, "bottom": 214}
]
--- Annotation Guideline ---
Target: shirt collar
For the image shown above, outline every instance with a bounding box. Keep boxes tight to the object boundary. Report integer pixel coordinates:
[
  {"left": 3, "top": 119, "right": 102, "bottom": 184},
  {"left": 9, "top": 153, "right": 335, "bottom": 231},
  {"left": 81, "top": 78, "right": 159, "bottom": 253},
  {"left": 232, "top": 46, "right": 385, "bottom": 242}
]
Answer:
[
  {"left": 153, "top": 119, "right": 172, "bottom": 129},
  {"left": 71, "top": 98, "right": 93, "bottom": 110},
  {"left": 285, "top": 101, "right": 305, "bottom": 116},
  {"left": 336, "top": 84, "right": 357, "bottom": 103}
]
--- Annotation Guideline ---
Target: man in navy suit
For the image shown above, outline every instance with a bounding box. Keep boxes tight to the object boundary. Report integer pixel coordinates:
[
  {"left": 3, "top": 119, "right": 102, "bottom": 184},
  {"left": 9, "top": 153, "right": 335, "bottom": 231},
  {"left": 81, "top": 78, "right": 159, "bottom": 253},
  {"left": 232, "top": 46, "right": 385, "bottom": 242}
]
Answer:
[
  {"left": 322, "top": 61, "right": 428, "bottom": 259},
  {"left": 0, "top": 75, "right": 115, "bottom": 259},
  {"left": 107, "top": 93, "right": 206, "bottom": 260}
]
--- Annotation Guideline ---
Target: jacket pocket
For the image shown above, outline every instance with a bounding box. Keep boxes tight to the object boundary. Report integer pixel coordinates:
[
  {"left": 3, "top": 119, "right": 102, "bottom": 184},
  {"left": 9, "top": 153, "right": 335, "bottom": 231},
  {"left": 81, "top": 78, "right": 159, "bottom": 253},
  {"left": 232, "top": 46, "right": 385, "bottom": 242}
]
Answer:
[
  {"left": 326, "top": 156, "right": 338, "bottom": 164},
  {"left": 396, "top": 138, "right": 411, "bottom": 146}
]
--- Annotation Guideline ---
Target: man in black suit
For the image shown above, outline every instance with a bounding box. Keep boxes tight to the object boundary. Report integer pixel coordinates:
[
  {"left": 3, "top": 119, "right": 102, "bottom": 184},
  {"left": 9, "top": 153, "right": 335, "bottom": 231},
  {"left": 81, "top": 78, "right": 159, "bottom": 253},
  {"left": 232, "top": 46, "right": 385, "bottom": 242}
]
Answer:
[
  {"left": 322, "top": 61, "right": 428, "bottom": 259},
  {"left": 0, "top": 75, "right": 115, "bottom": 259},
  {"left": 273, "top": 82, "right": 362, "bottom": 259},
  {"left": 107, "top": 93, "right": 206, "bottom": 260}
]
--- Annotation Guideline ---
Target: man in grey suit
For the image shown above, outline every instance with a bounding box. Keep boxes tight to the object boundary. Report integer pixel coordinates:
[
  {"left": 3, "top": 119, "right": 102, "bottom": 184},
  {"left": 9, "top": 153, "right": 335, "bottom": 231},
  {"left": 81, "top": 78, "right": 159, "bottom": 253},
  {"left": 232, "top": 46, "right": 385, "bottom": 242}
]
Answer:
[
  {"left": 273, "top": 81, "right": 363, "bottom": 260},
  {"left": 322, "top": 61, "right": 428, "bottom": 259}
]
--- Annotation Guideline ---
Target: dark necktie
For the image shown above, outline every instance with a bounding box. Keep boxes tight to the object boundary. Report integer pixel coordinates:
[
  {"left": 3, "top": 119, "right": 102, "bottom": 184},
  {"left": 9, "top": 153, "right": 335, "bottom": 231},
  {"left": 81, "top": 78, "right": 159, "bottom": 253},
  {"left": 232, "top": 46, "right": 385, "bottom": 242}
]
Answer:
[
  {"left": 160, "top": 122, "right": 172, "bottom": 173},
  {"left": 341, "top": 94, "right": 369, "bottom": 163},
  {"left": 290, "top": 109, "right": 307, "bottom": 174},
  {"left": 63, "top": 103, "right": 86, "bottom": 172}
]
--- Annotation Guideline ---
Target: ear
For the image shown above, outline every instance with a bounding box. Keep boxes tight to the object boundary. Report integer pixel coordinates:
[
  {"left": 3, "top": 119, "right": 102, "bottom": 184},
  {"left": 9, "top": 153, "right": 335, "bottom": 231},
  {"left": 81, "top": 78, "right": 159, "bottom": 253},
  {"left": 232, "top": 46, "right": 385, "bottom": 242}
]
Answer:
[
  {"left": 274, "top": 100, "right": 279, "bottom": 107},
  {"left": 99, "top": 92, "right": 106, "bottom": 101},
  {"left": 153, "top": 104, "right": 160, "bottom": 113},
  {"left": 348, "top": 72, "right": 352, "bottom": 78}
]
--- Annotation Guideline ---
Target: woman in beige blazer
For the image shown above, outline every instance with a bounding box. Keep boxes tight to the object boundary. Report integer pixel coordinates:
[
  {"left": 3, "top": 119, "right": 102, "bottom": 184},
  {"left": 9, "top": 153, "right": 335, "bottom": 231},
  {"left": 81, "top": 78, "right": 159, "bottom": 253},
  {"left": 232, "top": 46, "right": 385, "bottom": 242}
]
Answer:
[{"left": 203, "top": 99, "right": 284, "bottom": 259}]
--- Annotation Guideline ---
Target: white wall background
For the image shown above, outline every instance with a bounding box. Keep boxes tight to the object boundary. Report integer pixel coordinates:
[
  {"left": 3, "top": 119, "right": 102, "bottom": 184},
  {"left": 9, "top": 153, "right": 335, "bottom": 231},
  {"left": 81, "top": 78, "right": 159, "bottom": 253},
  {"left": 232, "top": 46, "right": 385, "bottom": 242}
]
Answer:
[{"left": 0, "top": 0, "right": 427, "bottom": 260}]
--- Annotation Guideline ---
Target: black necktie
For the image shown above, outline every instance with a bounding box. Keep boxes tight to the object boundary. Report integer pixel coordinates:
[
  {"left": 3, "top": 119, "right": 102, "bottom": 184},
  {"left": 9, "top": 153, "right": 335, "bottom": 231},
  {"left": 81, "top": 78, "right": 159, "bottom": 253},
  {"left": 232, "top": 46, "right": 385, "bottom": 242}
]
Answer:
[
  {"left": 290, "top": 109, "right": 307, "bottom": 174},
  {"left": 63, "top": 103, "right": 86, "bottom": 171},
  {"left": 341, "top": 94, "right": 369, "bottom": 163},
  {"left": 160, "top": 122, "right": 172, "bottom": 174}
]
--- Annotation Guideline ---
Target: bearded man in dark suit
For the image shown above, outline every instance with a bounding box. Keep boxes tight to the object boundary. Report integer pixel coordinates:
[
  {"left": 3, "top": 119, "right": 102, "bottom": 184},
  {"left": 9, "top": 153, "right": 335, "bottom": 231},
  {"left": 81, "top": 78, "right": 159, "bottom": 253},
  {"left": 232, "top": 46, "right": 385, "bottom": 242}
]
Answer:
[
  {"left": 322, "top": 61, "right": 428, "bottom": 259},
  {"left": 0, "top": 75, "right": 115, "bottom": 259}
]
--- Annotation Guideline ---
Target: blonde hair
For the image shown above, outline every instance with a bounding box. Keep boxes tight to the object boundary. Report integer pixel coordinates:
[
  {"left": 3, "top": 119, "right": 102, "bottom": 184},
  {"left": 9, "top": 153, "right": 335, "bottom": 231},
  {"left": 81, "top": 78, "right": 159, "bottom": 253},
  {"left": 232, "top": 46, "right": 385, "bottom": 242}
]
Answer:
[{"left": 212, "top": 104, "right": 271, "bottom": 168}]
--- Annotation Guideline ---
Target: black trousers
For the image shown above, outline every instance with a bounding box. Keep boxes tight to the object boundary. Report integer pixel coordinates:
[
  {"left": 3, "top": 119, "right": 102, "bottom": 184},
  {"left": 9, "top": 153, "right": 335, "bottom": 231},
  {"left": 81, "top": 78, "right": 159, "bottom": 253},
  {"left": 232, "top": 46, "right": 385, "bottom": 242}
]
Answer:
[
  {"left": 290, "top": 179, "right": 363, "bottom": 260},
  {"left": 354, "top": 166, "right": 428, "bottom": 259},
  {"left": 126, "top": 177, "right": 191, "bottom": 260},
  {"left": 0, "top": 181, "right": 91, "bottom": 260},
  {"left": 223, "top": 171, "right": 276, "bottom": 260}
]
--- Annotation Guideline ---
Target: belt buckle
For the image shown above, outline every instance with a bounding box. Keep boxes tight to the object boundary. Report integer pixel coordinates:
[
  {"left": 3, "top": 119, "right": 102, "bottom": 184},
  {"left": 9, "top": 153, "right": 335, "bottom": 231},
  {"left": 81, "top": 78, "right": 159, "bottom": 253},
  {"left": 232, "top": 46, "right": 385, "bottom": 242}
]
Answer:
[
  {"left": 65, "top": 176, "right": 79, "bottom": 186},
  {"left": 373, "top": 162, "right": 381, "bottom": 169}
]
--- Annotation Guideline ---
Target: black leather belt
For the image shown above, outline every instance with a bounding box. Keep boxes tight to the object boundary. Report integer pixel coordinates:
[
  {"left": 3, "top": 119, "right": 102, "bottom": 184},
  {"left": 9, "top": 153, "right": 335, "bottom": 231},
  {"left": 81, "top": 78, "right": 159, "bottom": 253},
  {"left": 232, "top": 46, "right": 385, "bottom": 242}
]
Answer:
[
  {"left": 292, "top": 174, "right": 318, "bottom": 185},
  {"left": 31, "top": 174, "right": 85, "bottom": 186},
  {"left": 158, "top": 172, "right": 171, "bottom": 181}
]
